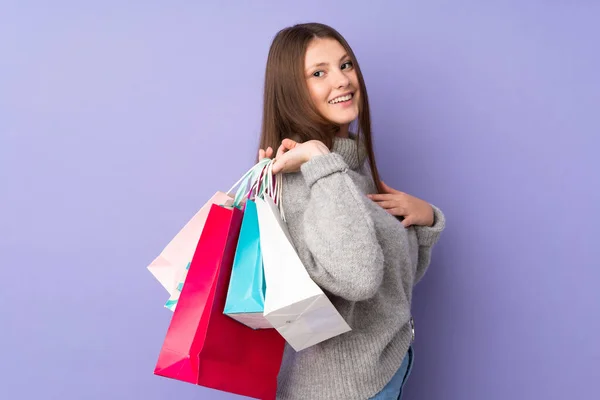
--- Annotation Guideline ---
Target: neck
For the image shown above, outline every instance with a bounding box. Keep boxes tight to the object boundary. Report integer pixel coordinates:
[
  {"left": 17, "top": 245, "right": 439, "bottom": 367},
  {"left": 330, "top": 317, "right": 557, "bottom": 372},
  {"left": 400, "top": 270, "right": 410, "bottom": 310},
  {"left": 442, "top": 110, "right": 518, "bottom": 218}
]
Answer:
[
  {"left": 336, "top": 123, "right": 350, "bottom": 138},
  {"left": 332, "top": 133, "right": 367, "bottom": 170}
]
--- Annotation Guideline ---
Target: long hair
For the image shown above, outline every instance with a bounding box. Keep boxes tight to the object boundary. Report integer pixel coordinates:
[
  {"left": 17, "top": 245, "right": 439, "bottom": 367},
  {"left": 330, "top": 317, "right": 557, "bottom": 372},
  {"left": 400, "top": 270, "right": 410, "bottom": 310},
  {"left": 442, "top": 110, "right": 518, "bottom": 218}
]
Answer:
[{"left": 258, "top": 22, "right": 382, "bottom": 193}]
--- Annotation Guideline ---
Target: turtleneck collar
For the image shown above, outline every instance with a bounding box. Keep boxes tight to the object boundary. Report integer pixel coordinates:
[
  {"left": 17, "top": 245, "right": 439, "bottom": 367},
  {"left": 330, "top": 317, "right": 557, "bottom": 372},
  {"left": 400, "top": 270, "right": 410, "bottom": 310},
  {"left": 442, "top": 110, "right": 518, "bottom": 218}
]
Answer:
[{"left": 331, "top": 133, "right": 368, "bottom": 170}]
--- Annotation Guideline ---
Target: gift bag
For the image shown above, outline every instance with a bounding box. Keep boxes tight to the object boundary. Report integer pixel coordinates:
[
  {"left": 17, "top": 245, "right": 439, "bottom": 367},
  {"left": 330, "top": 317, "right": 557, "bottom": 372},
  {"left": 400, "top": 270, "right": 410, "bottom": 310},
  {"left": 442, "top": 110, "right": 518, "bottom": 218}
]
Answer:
[
  {"left": 148, "top": 158, "right": 272, "bottom": 310},
  {"left": 147, "top": 191, "right": 232, "bottom": 297},
  {"left": 223, "top": 198, "right": 272, "bottom": 329},
  {"left": 164, "top": 261, "right": 190, "bottom": 311},
  {"left": 153, "top": 199, "right": 285, "bottom": 400},
  {"left": 255, "top": 165, "right": 351, "bottom": 351}
]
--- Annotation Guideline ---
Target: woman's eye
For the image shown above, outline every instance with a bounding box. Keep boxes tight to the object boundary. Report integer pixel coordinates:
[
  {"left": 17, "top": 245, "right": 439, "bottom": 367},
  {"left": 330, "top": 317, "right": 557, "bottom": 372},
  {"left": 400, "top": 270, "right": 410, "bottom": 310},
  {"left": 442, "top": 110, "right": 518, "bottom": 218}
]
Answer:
[
  {"left": 313, "top": 70, "right": 325, "bottom": 77},
  {"left": 341, "top": 61, "right": 353, "bottom": 70}
]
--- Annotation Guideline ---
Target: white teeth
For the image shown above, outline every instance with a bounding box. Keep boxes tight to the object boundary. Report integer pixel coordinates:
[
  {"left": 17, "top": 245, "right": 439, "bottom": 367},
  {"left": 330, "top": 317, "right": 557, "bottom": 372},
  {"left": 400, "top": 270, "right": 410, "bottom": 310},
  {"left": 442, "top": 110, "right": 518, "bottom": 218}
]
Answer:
[{"left": 329, "top": 94, "right": 353, "bottom": 104}]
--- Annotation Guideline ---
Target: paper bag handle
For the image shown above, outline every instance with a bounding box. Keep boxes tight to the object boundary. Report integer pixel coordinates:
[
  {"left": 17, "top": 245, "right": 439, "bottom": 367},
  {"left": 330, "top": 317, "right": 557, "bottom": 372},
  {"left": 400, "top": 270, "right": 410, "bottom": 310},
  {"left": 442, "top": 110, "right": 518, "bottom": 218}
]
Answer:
[
  {"left": 254, "top": 160, "right": 286, "bottom": 221},
  {"left": 226, "top": 158, "right": 271, "bottom": 208}
]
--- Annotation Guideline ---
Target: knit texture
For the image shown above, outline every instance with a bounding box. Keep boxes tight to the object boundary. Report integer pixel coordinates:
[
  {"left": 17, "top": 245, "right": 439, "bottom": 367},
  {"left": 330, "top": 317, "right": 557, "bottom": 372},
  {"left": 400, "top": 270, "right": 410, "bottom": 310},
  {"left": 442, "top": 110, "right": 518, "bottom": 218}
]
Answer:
[{"left": 275, "top": 135, "right": 445, "bottom": 400}]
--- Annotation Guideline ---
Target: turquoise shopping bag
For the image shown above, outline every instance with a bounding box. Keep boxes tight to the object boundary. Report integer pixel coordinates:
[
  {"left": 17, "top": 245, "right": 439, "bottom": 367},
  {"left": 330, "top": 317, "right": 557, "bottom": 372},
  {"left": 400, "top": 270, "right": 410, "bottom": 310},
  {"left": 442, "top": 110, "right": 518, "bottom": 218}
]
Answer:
[{"left": 223, "top": 198, "right": 272, "bottom": 329}]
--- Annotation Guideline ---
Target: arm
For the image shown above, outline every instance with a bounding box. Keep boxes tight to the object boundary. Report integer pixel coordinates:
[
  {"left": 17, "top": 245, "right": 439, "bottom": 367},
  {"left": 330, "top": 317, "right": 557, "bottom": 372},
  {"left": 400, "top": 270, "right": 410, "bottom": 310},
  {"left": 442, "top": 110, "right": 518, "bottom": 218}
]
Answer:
[
  {"left": 413, "top": 204, "right": 445, "bottom": 283},
  {"left": 300, "top": 153, "right": 385, "bottom": 301}
]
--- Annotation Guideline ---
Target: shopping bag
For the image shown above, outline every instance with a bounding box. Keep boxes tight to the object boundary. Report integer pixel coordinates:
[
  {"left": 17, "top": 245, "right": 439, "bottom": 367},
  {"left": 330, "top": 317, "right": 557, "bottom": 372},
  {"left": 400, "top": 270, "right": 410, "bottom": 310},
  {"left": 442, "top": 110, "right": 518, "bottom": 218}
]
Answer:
[
  {"left": 153, "top": 202, "right": 285, "bottom": 400},
  {"left": 148, "top": 158, "right": 272, "bottom": 309},
  {"left": 223, "top": 199, "right": 272, "bottom": 329},
  {"left": 164, "top": 261, "right": 190, "bottom": 311},
  {"left": 147, "top": 191, "right": 232, "bottom": 296},
  {"left": 255, "top": 166, "right": 352, "bottom": 351}
]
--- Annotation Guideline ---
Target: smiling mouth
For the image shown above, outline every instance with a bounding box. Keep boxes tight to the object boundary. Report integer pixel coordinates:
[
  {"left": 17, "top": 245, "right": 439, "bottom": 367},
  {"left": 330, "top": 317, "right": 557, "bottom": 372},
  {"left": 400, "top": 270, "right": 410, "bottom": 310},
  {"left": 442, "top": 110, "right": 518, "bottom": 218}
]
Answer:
[{"left": 328, "top": 93, "right": 354, "bottom": 104}]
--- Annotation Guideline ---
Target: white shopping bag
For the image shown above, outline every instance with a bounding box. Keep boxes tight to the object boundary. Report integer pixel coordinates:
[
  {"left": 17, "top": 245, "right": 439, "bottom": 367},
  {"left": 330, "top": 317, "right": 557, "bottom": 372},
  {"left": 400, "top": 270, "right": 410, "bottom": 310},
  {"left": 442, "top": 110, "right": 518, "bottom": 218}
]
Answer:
[{"left": 255, "top": 179, "right": 351, "bottom": 351}]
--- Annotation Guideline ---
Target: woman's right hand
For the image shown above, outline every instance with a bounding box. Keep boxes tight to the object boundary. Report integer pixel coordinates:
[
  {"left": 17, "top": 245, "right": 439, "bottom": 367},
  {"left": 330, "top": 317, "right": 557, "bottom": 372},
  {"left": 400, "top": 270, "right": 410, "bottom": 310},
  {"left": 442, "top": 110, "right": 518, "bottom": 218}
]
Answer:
[{"left": 260, "top": 139, "right": 330, "bottom": 174}]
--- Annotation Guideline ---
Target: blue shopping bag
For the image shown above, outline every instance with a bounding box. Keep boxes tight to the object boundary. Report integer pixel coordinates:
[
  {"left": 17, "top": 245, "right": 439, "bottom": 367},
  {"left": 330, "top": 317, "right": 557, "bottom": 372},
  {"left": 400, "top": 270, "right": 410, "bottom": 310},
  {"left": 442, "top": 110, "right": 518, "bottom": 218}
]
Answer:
[{"left": 223, "top": 199, "right": 273, "bottom": 329}]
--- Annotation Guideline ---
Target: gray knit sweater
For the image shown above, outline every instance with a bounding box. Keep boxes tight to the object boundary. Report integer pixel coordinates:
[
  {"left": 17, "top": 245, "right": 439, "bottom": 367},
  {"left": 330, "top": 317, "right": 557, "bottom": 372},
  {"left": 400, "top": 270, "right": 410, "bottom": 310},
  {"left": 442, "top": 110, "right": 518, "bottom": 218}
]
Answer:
[{"left": 275, "top": 136, "right": 445, "bottom": 400}]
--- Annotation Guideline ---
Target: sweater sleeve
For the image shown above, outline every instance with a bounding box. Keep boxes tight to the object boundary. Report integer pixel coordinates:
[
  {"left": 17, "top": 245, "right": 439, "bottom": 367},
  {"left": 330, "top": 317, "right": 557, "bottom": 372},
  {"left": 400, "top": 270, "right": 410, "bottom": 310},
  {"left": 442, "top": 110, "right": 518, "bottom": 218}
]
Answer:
[
  {"left": 413, "top": 204, "right": 445, "bottom": 283},
  {"left": 298, "top": 153, "right": 385, "bottom": 302}
]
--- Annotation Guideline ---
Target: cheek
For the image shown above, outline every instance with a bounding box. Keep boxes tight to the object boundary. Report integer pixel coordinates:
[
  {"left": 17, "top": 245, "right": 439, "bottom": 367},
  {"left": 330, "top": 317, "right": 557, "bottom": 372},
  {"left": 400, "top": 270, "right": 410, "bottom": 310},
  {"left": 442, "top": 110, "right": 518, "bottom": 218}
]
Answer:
[
  {"left": 349, "top": 71, "right": 360, "bottom": 90},
  {"left": 350, "top": 74, "right": 361, "bottom": 105},
  {"left": 307, "top": 81, "right": 328, "bottom": 105}
]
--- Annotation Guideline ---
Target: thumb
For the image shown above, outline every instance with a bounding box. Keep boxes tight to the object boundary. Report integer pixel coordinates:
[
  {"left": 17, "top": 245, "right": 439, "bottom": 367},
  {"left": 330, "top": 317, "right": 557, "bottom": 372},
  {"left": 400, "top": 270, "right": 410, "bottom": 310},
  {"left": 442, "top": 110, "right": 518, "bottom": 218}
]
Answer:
[
  {"left": 281, "top": 138, "right": 298, "bottom": 150},
  {"left": 401, "top": 216, "right": 413, "bottom": 228},
  {"left": 277, "top": 139, "right": 298, "bottom": 158}
]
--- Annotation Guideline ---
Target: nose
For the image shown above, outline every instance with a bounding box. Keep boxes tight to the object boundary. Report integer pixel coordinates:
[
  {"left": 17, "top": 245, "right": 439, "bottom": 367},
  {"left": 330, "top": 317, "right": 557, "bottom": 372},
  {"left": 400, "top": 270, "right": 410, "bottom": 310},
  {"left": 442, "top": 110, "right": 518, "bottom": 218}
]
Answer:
[{"left": 333, "top": 69, "right": 351, "bottom": 89}]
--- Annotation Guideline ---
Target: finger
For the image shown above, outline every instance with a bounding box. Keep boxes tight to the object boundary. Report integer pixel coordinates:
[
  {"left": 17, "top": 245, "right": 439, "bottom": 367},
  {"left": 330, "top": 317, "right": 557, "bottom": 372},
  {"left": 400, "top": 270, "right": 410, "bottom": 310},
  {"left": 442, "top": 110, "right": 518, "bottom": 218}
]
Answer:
[
  {"left": 375, "top": 200, "right": 399, "bottom": 209},
  {"left": 388, "top": 207, "right": 407, "bottom": 216},
  {"left": 380, "top": 181, "right": 400, "bottom": 194},
  {"left": 272, "top": 157, "right": 286, "bottom": 174},
  {"left": 367, "top": 193, "right": 395, "bottom": 201},
  {"left": 266, "top": 147, "right": 274, "bottom": 158},
  {"left": 381, "top": 207, "right": 407, "bottom": 218},
  {"left": 281, "top": 138, "right": 298, "bottom": 150},
  {"left": 259, "top": 149, "right": 265, "bottom": 159},
  {"left": 401, "top": 217, "right": 413, "bottom": 228},
  {"left": 276, "top": 143, "right": 287, "bottom": 159},
  {"left": 380, "top": 180, "right": 393, "bottom": 193}
]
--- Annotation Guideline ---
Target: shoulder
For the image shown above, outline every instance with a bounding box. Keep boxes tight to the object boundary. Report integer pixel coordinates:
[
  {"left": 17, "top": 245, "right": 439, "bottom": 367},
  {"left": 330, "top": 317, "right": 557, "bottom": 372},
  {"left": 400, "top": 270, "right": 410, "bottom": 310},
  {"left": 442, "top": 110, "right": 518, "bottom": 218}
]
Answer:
[{"left": 280, "top": 172, "right": 310, "bottom": 218}]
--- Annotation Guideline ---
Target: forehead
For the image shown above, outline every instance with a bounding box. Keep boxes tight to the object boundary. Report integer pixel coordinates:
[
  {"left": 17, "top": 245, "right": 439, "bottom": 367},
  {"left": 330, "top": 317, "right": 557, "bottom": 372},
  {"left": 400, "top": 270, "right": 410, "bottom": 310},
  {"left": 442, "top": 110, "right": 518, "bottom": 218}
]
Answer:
[{"left": 305, "top": 38, "right": 347, "bottom": 65}]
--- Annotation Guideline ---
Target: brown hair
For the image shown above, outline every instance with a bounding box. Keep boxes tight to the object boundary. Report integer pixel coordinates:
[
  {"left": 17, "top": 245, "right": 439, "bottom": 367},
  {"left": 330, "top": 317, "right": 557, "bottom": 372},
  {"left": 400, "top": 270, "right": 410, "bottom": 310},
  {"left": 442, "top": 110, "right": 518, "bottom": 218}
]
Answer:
[{"left": 258, "top": 22, "right": 382, "bottom": 193}]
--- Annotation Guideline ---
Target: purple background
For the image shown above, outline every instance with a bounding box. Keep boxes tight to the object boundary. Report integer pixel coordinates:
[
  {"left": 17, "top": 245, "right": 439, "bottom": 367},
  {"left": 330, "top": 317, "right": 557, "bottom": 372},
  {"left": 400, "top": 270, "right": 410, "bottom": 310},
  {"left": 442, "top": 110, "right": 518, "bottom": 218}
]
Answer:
[{"left": 1, "top": 1, "right": 598, "bottom": 399}]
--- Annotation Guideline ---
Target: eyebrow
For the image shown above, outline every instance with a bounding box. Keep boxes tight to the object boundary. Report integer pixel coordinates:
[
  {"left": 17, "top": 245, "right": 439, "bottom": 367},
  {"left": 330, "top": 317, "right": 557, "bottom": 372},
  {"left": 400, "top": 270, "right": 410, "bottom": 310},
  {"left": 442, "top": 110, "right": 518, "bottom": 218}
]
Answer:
[{"left": 307, "top": 53, "right": 349, "bottom": 70}]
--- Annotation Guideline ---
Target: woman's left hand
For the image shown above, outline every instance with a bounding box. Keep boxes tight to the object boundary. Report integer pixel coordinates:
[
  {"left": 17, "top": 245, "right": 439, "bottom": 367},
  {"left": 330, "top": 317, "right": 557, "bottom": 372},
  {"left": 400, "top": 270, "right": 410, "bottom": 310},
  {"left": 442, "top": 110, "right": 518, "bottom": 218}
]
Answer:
[
  {"left": 368, "top": 181, "right": 434, "bottom": 228},
  {"left": 259, "top": 139, "right": 329, "bottom": 174}
]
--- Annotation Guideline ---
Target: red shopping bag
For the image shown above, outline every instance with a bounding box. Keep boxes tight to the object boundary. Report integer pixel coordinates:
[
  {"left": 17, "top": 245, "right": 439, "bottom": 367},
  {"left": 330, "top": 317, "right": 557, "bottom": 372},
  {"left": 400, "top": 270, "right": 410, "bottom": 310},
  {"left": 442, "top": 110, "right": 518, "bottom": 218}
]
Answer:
[{"left": 154, "top": 203, "right": 285, "bottom": 400}]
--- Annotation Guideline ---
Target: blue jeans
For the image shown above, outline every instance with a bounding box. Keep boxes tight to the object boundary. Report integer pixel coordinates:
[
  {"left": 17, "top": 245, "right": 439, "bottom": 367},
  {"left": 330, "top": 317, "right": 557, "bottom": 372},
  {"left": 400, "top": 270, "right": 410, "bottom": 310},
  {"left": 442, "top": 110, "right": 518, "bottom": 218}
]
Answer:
[{"left": 369, "top": 347, "right": 414, "bottom": 400}]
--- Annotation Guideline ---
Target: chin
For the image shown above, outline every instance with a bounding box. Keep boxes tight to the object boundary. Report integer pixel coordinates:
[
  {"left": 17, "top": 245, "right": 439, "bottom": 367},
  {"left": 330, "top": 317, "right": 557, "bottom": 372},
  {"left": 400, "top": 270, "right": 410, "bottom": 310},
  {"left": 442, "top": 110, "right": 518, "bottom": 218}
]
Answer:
[{"left": 328, "top": 112, "right": 359, "bottom": 125}]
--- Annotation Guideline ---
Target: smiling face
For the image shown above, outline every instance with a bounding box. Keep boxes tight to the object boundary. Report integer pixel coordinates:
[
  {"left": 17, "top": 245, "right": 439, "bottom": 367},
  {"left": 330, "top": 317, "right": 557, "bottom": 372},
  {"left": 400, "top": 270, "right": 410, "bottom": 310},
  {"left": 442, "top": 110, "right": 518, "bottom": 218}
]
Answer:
[{"left": 304, "top": 37, "right": 361, "bottom": 132}]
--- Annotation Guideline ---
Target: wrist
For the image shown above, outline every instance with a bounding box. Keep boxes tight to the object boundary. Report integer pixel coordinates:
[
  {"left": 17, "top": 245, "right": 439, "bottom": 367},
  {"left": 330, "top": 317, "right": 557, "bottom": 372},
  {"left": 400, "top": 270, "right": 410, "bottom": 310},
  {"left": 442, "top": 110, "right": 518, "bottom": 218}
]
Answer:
[{"left": 306, "top": 142, "right": 330, "bottom": 160}]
